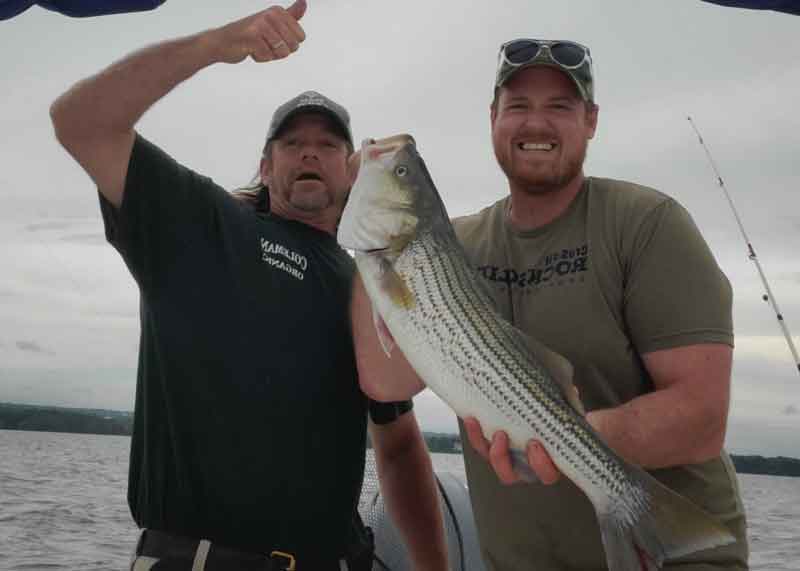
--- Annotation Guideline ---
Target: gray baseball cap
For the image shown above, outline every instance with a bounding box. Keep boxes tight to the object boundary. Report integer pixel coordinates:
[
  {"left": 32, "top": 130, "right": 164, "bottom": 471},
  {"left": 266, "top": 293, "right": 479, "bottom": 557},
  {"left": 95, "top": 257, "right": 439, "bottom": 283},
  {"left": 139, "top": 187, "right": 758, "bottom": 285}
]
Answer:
[{"left": 266, "top": 90, "right": 353, "bottom": 147}]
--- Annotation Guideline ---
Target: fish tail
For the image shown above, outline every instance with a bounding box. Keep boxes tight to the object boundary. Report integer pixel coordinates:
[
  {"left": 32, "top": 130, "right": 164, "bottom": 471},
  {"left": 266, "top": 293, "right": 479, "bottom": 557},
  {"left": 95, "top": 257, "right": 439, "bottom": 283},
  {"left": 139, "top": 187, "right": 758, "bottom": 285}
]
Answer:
[{"left": 598, "top": 465, "right": 736, "bottom": 570}]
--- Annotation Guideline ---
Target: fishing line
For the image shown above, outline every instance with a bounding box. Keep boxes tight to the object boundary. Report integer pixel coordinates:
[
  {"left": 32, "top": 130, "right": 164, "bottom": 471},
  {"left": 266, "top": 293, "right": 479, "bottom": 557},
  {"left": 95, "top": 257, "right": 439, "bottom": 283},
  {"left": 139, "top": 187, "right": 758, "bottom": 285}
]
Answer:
[{"left": 688, "top": 116, "right": 800, "bottom": 377}]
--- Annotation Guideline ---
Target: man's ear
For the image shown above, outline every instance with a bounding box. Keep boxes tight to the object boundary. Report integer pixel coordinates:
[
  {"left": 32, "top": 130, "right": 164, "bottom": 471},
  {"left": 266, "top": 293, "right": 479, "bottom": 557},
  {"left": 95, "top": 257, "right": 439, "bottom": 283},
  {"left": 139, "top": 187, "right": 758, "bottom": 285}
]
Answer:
[{"left": 586, "top": 103, "right": 599, "bottom": 140}]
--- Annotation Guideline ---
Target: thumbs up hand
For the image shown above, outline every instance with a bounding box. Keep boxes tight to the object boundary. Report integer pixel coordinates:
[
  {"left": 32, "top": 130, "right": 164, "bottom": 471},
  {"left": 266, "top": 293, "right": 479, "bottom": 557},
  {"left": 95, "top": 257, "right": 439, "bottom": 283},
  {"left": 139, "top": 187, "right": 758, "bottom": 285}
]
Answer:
[{"left": 211, "top": 0, "right": 308, "bottom": 64}]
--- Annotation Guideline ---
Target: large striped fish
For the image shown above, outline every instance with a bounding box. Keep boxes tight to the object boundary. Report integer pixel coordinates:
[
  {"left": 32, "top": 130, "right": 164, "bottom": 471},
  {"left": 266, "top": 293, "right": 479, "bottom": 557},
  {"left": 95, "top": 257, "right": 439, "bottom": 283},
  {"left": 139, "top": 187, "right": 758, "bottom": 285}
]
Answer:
[{"left": 337, "top": 135, "right": 736, "bottom": 570}]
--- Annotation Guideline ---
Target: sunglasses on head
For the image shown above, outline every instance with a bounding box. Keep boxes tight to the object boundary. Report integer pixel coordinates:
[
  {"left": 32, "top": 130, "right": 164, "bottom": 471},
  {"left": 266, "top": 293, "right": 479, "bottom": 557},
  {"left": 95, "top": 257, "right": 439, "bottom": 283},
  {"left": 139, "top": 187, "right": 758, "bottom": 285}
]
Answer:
[{"left": 498, "top": 39, "right": 592, "bottom": 71}]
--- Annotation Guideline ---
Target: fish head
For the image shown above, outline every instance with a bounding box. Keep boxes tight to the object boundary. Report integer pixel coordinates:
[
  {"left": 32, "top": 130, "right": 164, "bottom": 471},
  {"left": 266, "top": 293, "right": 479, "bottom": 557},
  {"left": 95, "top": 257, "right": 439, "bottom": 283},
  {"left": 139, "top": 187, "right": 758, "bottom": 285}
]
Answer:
[{"left": 338, "top": 135, "right": 447, "bottom": 255}]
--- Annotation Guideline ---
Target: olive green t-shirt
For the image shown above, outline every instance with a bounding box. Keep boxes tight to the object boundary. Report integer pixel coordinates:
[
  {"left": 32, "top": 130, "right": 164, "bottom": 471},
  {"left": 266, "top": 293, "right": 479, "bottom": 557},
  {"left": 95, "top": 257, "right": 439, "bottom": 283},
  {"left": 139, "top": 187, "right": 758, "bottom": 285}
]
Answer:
[{"left": 452, "top": 177, "right": 748, "bottom": 570}]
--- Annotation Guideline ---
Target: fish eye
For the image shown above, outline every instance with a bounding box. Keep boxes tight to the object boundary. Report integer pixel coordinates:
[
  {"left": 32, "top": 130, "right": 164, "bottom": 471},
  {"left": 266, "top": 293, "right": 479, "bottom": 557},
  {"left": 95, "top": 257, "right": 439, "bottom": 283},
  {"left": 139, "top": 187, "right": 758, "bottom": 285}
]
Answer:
[{"left": 395, "top": 165, "right": 408, "bottom": 177}]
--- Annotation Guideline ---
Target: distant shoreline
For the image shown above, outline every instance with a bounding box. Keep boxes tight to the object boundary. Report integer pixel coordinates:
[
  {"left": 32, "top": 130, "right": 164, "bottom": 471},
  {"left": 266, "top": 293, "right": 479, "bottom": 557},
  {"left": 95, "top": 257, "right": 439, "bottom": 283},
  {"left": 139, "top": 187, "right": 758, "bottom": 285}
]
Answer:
[{"left": 3, "top": 401, "right": 799, "bottom": 477}]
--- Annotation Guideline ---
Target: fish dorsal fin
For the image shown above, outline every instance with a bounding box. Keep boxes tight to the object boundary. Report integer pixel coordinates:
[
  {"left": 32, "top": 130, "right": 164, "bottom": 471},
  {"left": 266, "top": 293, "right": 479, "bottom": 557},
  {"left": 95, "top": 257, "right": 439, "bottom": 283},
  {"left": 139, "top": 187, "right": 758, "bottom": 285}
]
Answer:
[
  {"left": 518, "top": 331, "right": 584, "bottom": 416},
  {"left": 378, "top": 258, "right": 416, "bottom": 310}
]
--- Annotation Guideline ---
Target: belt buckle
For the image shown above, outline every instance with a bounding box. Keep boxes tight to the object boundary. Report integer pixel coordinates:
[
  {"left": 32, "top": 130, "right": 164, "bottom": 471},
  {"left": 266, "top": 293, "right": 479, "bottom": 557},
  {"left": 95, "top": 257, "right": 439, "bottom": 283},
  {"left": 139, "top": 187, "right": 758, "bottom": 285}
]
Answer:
[{"left": 270, "top": 550, "right": 296, "bottom": 571}]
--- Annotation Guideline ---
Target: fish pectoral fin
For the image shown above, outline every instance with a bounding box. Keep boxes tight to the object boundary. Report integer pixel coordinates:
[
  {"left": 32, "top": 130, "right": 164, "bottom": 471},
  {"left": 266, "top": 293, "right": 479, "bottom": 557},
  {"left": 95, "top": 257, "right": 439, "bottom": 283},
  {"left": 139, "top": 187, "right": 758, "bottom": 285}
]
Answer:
[
  {"left": 519, "top": 331, "right": 585, "bottom": 416},
  {"left": 388, "top": 231, "right": 415, "bottom": 254},
  {"left": 379, "top": 262, "right": 416, "bottom": 310},
  {"left": 371, "top": 303, "right": 395, "bottom": 358}
]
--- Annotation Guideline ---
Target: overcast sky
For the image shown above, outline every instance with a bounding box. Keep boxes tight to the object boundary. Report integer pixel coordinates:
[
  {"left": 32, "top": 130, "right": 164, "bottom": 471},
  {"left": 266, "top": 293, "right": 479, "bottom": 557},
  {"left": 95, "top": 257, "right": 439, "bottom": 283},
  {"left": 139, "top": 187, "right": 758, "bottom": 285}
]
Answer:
[{"left": 1, "top": 0, "right": 798, "bottom": 457}]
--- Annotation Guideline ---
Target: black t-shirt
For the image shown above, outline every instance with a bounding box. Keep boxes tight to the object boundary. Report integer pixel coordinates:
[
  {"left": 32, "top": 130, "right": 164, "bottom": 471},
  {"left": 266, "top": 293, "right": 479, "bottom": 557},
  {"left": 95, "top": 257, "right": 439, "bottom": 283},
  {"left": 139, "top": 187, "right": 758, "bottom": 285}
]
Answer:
[{"left": 100, "top": 135, "right": 366, "bottom": 556}]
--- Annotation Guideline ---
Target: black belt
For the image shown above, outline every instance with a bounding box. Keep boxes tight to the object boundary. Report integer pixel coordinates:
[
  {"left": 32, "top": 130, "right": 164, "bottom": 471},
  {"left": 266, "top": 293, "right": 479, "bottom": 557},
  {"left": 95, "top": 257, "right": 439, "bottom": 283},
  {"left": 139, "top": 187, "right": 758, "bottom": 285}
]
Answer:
[{"left": 135, "top": 529, "right": 347, "bottom": 571}]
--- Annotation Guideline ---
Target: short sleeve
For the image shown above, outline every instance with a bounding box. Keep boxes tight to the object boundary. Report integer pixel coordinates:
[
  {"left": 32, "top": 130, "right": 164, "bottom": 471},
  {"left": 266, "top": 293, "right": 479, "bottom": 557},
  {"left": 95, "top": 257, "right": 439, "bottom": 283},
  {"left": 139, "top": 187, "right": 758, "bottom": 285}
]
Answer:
[
  {"left": 99, "top": 134, "right": 230, "bottom": 292},
  {"left": 623, "top": 199, "right": 733, "bottom": 353}
]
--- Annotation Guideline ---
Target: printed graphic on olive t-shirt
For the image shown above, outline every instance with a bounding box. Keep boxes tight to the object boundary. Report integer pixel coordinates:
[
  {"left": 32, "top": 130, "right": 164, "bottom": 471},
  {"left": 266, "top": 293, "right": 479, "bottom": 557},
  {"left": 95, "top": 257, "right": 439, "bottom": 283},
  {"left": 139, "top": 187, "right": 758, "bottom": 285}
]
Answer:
[{"left": 476, "top": 242, "right": 589, "bottom": 293}]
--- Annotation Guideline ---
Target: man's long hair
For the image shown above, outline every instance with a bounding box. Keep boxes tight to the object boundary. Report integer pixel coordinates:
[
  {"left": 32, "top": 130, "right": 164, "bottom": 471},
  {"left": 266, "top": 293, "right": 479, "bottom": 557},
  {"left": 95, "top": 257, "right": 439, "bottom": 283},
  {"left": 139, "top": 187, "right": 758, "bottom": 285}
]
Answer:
[{"left": 230, "top": 140, "right": 273, "bottom": 213}]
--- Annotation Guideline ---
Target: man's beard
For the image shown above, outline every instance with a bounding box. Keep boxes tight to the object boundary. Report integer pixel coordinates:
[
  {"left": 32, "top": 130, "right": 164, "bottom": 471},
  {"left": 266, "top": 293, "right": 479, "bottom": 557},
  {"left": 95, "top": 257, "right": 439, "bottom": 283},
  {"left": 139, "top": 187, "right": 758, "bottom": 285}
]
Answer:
[
  {"left": 290, "top": 192, "right": 331, "bottom": 212},
  {"left": 285, "top": 181, "right": 336, "bottom": 212},
  {"left": 500, "top": 142, "right": 588, "bottom": 195}
]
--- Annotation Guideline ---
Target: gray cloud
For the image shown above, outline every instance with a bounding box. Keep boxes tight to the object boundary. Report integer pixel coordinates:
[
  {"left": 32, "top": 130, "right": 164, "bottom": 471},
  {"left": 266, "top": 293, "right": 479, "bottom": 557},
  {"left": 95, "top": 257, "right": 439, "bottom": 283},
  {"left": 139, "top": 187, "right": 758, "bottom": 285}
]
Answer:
[
  {"left": 26, "top": 221, "right": 79, "bottom": 232},
  {"left": 725, "top": 416, "right": 800, "bottom": 458},
  {"left": 0, "top": 367, "right": 136, "bottom": 411},
  {"left": 60, "top": 233, "right": 106, "bottom": 246},
  {"left": 15, "top": 341, "right": 54, "bottom": 355},
  {"left": 85, "top": 308, "right": 139, "bottom": 320},
  {"left": 0, "top": 0, "right": 798, "bottom": 460}
]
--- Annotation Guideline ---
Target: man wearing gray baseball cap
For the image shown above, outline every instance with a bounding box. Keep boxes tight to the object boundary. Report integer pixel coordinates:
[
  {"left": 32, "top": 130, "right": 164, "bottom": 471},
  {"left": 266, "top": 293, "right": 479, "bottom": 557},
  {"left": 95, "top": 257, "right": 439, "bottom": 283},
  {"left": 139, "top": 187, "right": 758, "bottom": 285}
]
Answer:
[
  {"left": 233, "top": 89, "right": 355, "bottom": 216},
  {"left": 49, "top": 2, "right": 447, "bottom": 570}
]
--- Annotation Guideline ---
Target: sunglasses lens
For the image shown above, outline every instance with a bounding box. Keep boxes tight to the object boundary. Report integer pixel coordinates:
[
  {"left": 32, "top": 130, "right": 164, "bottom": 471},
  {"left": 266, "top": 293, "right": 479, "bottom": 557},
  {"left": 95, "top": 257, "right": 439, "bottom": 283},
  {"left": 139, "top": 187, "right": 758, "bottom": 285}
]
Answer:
[
  {"left": 504, "top": 40, "right": 540, "bottom": 65},
  {"left": 550, "top": 43, "right": 586, "bottom": 67}
]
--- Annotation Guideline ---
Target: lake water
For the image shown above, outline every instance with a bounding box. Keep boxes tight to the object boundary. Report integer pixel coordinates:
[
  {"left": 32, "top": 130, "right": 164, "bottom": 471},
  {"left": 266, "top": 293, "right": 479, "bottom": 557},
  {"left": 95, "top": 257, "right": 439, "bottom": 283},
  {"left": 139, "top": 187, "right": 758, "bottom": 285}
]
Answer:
[{"left": 1, "top": 429, "right": 798, "bottom": 570}]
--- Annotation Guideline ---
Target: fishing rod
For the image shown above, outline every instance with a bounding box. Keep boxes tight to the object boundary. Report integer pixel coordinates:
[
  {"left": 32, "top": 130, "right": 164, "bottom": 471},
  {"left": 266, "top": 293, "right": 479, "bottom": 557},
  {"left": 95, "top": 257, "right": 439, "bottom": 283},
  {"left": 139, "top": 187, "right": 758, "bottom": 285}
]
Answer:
[{"left": 688, "top": 116, "right": 800, "bottom": 377}]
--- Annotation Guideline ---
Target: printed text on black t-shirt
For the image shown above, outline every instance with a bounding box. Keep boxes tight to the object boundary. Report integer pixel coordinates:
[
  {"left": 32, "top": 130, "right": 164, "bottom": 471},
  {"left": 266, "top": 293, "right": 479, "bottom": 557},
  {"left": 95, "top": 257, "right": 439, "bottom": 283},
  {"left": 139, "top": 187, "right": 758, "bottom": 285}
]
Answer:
[{"left": 260, "top": 237, "right": 308, "bottom": 281}]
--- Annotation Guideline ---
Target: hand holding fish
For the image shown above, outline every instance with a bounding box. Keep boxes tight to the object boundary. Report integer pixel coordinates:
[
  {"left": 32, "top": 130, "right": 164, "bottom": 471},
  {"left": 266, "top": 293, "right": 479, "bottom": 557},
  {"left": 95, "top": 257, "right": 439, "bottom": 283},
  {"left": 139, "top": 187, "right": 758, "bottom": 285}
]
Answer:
[
  {"left": 463, "top": 417, "right": 562, "bottom": 485},
  {"left": 211, "top": 0, "right": 306, "bottom": 64}
]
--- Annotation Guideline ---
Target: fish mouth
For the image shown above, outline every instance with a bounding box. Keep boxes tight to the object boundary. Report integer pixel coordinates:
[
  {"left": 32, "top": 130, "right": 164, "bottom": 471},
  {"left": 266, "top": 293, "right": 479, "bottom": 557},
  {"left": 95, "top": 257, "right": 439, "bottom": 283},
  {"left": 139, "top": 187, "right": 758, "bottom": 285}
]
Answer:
[{"left": 359, "top": 134, "right": 416, "bottom": 164}]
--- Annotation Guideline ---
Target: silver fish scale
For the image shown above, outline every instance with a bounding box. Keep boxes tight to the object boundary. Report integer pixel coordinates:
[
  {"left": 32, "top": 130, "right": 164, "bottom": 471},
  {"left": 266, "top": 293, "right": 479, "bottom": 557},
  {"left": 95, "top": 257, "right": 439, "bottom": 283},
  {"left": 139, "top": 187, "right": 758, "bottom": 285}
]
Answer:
[{"left": 394, "top": 231, "right": 641, "bottom": 507}]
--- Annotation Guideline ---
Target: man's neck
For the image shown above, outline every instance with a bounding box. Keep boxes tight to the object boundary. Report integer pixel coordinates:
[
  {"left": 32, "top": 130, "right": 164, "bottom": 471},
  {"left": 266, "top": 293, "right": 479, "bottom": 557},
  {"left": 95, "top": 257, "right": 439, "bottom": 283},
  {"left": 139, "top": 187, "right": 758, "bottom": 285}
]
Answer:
[{"left": 507, "top": 173, "right": 586, "bottom": 231}]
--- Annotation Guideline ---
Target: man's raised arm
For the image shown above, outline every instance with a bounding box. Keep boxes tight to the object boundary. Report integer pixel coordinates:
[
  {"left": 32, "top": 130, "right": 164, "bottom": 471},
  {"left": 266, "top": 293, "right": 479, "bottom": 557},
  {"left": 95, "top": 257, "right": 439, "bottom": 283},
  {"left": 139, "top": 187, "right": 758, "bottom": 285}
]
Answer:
[{"left": 50, "top": 0, "right": 307, "bottom": 207}]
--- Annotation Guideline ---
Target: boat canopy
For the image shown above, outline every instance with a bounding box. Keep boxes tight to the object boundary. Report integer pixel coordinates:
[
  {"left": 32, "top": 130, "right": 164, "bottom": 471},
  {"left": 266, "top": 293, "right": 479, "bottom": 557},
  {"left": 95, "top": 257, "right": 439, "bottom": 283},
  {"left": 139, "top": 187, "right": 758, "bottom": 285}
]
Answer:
[
  {"left": 1, "top": 0, "right": 166, "bottom": 20},
  {"left": 701, "top": 0, "right": 800, "bottom": 15}
]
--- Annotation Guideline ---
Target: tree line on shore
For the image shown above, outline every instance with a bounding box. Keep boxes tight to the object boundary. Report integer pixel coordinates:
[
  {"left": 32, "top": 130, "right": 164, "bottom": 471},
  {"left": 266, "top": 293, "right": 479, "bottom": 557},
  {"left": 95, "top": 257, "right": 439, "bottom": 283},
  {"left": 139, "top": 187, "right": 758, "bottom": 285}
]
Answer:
[
  {"left": 0, "top": 402, "right": 133, "bottom": 436},
  {"left": 2, "top": 402, "right": 799, "bottom": 477}
]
